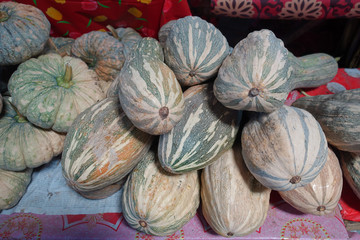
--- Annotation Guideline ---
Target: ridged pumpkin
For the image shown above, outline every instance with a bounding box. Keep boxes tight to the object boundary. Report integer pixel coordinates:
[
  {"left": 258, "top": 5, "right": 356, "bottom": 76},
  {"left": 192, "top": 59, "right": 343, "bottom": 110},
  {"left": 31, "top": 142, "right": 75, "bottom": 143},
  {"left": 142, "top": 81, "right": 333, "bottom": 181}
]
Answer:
[
  {"left": 201, "top": 145, "right": 271, "bottom": 237},
  {"left": 164, "top": 16, "right": 230, "bottom": 86},
  {"left": 279, "top": 147, "right": 342, "bottom": 216},
  {"left": 292, "top": 89, "right": 360, "bottom": 153},
  {"left": 339, "top": 151, "right": 360, "bottom": 199},
  {"left": 0, "top": 97, "right": 65, "bottom": 171},
  {"left": 107, "top": 26, "right": 142, "bottom": 56},
  {"left": 241, "top": 105, "right": 328, "bottom": 191},
  {"left": 0, "top": 2, "right": 50, "bottom": 65},
  {"left": 0, "top": 168, "right": 32, "bottom": 210},
  {"left": 158, "top": 84, "right": 242, "bottom": 174},
  {"left": 8, "top": 53, "right": 105, "bottom": 133},
  {"left": 118, "top": 55, "right": 185, "bottom": 135},
  {"left": 214, "top": 29, "right": 338, "bottom": 113},
  {"left": 43, "top": 37, "right": 74, "bottom": 57},
  {"left": 122, "top": 150, "right": 200, "bottom": 236},
  {"left": 61, "top": 97, "right": 153, "bottom": 199},
  {"left": 158, "top": 20, "right": 176, "bottom": 48},
  {"left": 129, "top": 37, "right": 164, "bottom": 62}
]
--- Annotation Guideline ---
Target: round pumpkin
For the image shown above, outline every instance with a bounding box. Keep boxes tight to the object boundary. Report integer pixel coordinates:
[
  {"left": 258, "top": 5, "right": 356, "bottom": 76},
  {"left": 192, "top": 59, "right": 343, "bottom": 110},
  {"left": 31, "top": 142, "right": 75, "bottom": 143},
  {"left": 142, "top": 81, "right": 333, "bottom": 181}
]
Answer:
[
  {"left": 0, "top": 97, "right": 65, "bottom": 171},
  {"left": 107, "top": 26, "right": 142, "bottom": 56},
  {"left": 8, "top": 53, "right": 105, "bottom": 133},
  {"left": 0, "top": 1, "right": 50, "bottom": 65}
]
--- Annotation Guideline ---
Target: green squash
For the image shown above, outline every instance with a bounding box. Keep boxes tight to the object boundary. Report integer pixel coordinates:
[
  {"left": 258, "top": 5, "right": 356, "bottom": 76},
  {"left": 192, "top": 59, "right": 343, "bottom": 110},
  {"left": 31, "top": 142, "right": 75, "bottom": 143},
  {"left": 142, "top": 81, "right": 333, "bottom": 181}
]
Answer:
[
  {"left": 158, "top": 20, "right": 176, "bottom": 48},
  {"left": 129, "top": 37, "right": 164, "bottom": 62},
  {"left": 339, "top": 151, "right": 360, "bottom": 199}
]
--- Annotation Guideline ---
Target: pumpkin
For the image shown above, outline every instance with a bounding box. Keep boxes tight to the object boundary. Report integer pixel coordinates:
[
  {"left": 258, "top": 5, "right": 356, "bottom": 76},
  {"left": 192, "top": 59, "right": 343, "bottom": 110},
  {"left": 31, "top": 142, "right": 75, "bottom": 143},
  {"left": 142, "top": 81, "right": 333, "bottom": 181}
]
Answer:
[
  {"left": 292, "top": 89, "right": 360, "bottom": 153},
  {"left": 43, "top": 37, "right": 74, "bottom": 57},
  {"left": 107, "top": 25, "right": 142, "bottom": 56},
  {"left": 0, "top": 168, "right": 32, "bottom": 210},
  {"left": 164, "top": 16, "right": 230, "bottom": 86},
  {"left": 0, "top": 2, "right": 50, "bottom": 65},
  {"left": 158, "top": 84, "right": 242, "bottom": 174},
  {"left": 0, "top": 97, "right": 65, "bottom": 171},
  {"left": 158, "top": 20, "right": 176, "bottom": 48},
  {"left": 279, "top": 147, "right": 342, "bottom": 216},
  {"left": 339, "top": 151, "right": 360, "bottom": 199},
  {"left": 122, "top": 150, "right": 200, "bottom": 236},
  {"left": 61, "top": 97, "right": 153, "bottom": 199},
  {"left": 129, "top": 37, "right": 164, "bottom": 62},
  {"left": 214, "top": 29, "right": 338, "bottom": 113},
  {"left": 118, "top": 55, "right": 185, "bottom": 135},
  {"left": 241, "top": 105, "right": 328, "bottom": 191},
  {"left": 8, "top": 53, "right": 105, "bottom": 133},
  {"left": 201, "top": 145, "right": 271, "bottom": 237}
]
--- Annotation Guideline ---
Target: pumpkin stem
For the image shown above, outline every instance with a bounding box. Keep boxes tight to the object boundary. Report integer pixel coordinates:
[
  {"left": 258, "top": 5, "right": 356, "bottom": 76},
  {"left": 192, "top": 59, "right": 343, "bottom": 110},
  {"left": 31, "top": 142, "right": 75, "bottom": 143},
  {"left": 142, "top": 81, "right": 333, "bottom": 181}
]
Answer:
[
  {"left": 107, "top": 25, "right": 120, "bottom": 40},
  {"left": 8, "top": 101, "right": 27, "bottom": 123},
  {"left": 317, "top": 206, "right": 326, "bottom": 212},
  {"left": 189, "top": 70, "right": 196, "bottom": 77},
  {"left": 48, "top": 38, "right": 66, "bottom": 57},
  {"left": 0, "top": 11, "right": 9, "bottom": 22},
  {"left": 159, "top": 106, "right": 169, "bottom": 120},
  {"left": 299, "top": 89, "right": 311, "bottom": 97},
  {"left": 249, "top": 88, "right": 260, "bottom": 97},
  {"left": 289, "top": 176, "right": 301, "bottom": 184},
  {"left": 139, "top": 220, "right": 147, "bottom": 228},
  {"left": 57, "top": 63, "right": 74, "bottom": 88}
]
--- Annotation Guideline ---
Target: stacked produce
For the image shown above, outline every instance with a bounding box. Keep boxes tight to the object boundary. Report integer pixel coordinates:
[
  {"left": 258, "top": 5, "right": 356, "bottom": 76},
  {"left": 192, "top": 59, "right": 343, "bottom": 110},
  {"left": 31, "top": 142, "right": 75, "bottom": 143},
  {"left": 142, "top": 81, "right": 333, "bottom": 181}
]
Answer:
[{"left": 1, "top": 1, "right": 359, "bottom": 238}]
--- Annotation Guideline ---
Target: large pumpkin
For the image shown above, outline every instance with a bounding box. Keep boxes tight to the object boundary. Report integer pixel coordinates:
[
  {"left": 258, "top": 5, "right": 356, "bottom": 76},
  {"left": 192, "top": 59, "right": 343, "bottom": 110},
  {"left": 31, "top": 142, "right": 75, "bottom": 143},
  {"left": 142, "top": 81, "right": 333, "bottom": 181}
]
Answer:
[
  {"left": 0, "top": 1, "right": 50, "bottom": 65},
  {"left": 8, "top": 53, "right": 105, "bottom": 133}
]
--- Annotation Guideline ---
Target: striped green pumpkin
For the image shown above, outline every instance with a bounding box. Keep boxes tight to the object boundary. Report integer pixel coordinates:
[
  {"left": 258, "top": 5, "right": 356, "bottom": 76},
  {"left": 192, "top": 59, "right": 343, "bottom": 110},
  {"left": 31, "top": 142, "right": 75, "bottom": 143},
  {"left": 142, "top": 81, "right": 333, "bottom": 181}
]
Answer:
[
  {"left": 0, "top": 168, "right": 32, "bottom": 210},
  {"left": 61, "top": 97, "right": 153, "bottom": 199},
  {"left": 214, "top": 29, "right": 337, "bottom": 113},
  {"left": 339, "top": 151, "right": 360, "bottom": 199},
  {"left": 118, "top": 55, "right": 184, "bottom": 135},
  {"left": 158, "top": 84, "right": 242, "bottom": 174},
  {"left": 122, "top": 150, "right": 200, "bottom": 236},
  {"left": 164, "top": 16, "right": 230, "bottom": 86},
  {"left": 0, "top": 97, "right": 65, "bottom": 171},
  {"left": 292, "top": 89, "right": 360, "bottom": 153},
  {"left": 241, "top": 105, "right": 328, "bottom": 191},
  {"left": 129, "top": 37, "right": 164, "bottom": 62}
]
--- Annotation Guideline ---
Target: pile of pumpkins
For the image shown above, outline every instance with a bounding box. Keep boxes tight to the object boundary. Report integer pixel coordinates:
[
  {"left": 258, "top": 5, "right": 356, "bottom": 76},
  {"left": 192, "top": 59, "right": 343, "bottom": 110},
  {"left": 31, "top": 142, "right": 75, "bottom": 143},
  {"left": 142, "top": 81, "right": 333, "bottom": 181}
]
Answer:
[{"left": 0, "top": 1, "right": 359, "bottom": 237}]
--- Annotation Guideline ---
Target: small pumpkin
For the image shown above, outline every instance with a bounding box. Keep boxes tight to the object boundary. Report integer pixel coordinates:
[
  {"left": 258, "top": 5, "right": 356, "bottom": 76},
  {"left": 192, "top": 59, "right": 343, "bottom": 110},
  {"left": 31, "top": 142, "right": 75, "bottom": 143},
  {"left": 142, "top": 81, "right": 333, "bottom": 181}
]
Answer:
[
  {"left": 279, "top": 147, "right": 343, "bottom": 216},
  {"left": 339, "top": 151, "right": 360, "bottom": 199},
  {"left": 107, "top": 25, "right": 142, "bottom": 56},
  {"left": 0, "top": 168, "right": 32, "bottom": 210},
  {"left": 241, "top": 105, "right": 328, "bottom": 191},
  {"left": 0, "top": 1, "right": 51, "bottom": 65},
  {"left": 43, "top": 37, "right": 74, "bottom": 57},
  {"left": 8, "top": 53, "right": 105, "bottom": 133},
  {"left": 0, "top": 97, "right": 65, "bottom": 171}
]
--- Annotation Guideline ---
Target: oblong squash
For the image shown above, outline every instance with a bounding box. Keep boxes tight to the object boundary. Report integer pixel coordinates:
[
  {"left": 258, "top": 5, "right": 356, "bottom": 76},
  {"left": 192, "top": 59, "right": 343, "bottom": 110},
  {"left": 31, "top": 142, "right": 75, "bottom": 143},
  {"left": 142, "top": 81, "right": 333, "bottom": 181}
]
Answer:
[
  {"left": 339, "top": 151, "right": 360, "bottom": 199},
  {"left": 241, "top": 105, "right": 328, "bottom": 191},
  {"left": 279, "top": 147, "right": 343, "bottom": 216},
  {"left": 122, "top": 150, "right": 200, "bottom": 236},
  {"left": 61, "top": 97, "right": 153, "bottom": 199},
  {"left": 201, "top": 145, "right": 271, "bottom": 237}
]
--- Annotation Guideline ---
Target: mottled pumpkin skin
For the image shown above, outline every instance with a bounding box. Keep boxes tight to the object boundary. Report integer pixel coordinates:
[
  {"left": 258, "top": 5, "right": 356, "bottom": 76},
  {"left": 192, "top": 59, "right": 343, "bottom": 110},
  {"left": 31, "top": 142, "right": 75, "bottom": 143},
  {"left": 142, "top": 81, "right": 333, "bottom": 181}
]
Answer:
[
  {"left": 164, "top": 16, "right": 230, "bottom": 86},
  {"left": 8, "top": 53, "right": 105, "bottom": 133},
  {"left": 158, "top": 84, "right": 242, "bottom": 174},
  {"left": 122, "top": 150, "right": 200, "bottom": 236},
  {"left": 0, "top": 97, "right": 65, "bottom": 171},
  {"left": 339, "top": 151, "right": 360, "bottom": 199},
  {"left": 0, "top": 168, "right": 32, "bottom": 210},
  {"left": 279, "top": 147, "right": 343, "bottom": 216},
  {"left": 43, "top": 37, "right": 74, "bottom": 56},
  {"left": 292, "top": 89, "right": 360, "bottom": 153},
  {"left": 0, "top": 2, "right": 50, "bottom": 65},
  {"left": 241, "top": 105, "right": 328, "bottom": 191},
  {"left": 201, "top": 145, "right": 271, "bottom": 237},
  {"left": 129, "top": 37, "right": 164, "bottom": 62},
  {"left": 158, "top": 20, "right": 176, "bottom": 48},
  {"left": 61, "top": 97, "right": 153, "bottom": 199},
  {"left": 111, "top": 27, "right": 142, "bottom": 56}
]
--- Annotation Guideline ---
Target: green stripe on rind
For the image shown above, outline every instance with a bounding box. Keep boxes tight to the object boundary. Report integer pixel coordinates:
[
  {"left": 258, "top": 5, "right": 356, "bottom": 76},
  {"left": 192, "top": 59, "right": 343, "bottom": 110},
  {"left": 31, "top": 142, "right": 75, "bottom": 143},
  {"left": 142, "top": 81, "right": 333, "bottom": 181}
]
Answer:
[{"left": 158, "top": 84, "right": 242, "bottom": 174}]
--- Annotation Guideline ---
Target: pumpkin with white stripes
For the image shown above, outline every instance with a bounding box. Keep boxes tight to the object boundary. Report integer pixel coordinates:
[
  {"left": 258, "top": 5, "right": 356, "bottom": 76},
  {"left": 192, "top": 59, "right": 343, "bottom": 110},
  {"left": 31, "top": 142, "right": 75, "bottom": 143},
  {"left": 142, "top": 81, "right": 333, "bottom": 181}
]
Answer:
[
  {"left": 118, "top": 55, "right": 184, "bottom": 135},
  {"left": 122, "top": 150, "right": 200, "bottom": 236},
  {"left": 129, "top": 37, "right": 164, "bottom": 62},
  {"left": 214, "top": 29, "right": 338, "bottom": 113},
  {"left": 279, "top": 147, "right": 342, "bottom": 216},
  {"left": 61, "top": 97, "right": 153, "bottom": 199},
  {"left": 158, "top": 84, "right": 242, "bottom": 174},
  {"left": 201, "top": 145, "right": 271, "bottom": 237},
  {"left": 164, "top": 16, "right": 230, "bottom": 86},
  {"left": 339, "top": 151, "right": 360, "bottom": 199},
  {"left": 241, "top": 105, "right": 328, "bottom": 191}
]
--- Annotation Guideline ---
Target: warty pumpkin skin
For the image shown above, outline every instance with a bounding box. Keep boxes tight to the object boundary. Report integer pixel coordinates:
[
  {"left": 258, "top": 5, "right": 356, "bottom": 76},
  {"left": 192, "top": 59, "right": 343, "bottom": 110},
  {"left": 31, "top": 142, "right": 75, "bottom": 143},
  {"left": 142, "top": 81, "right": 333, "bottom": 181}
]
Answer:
[
  {"left": 201, "top": 145, "right": 271, "bottom": 237},
  {"left": 0, "top": 1, "right": 50, "bottom": 65},
  {"left": 0, "top": 97, "right": 65, "bottom": 171},
  {"left": 8, "top": 53, "right": 105, "bottom": 133},
  {"left": 339, "top": 151, "right": 360, "bottom": 199},
  {"left": 61, "top": 97, "right": 153, "bottom": 199},
  {"left": 241, "top": 105, "right": 328, "bottom": 191},
  {"left": 122, "top": 150, "right": 200, "bottom": 236},
  {"left": 292, "top": 89, "right": 360, "bottom": 153},
  {"left": 0, "top": 168, "right": 32, "bottom": 210},
  {"left": 279, "top": 147, "right": 342, "bottom": 216}
]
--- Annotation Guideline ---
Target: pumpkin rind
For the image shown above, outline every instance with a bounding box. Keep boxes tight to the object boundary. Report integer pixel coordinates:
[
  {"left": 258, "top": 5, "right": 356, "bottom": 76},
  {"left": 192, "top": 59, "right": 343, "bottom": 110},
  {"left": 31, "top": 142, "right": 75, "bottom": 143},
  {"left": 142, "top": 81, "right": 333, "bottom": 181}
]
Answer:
[
  {"left": 241, "top": 105, "right": 328, "bottom": 191},
  {"left": 61, "top": 97, "right": 153, "bottom": 199},
  {"left": 0, "top": 168, "right": 32, "bottom": 210},
  {"left": 279, "top": 147, "right": 342, "bottom": 216},
  {"left": 339, "top": 151, "right": 360, "bottom": 199},
  {"left": 201, "top": 145, "right": 271, "bottom": 237},
  {"left": 109, "top": 27, "right": 142, "bottom": 56},
  {"left": 158, "top": 20, "right": 176, "bottom": 48},
  {"left": 129, "top": 37, "right": 164, "bottom": 62},
  {"left": 8, "top": 53, "right": 105, "bottom": 133},
  {"left": 0, "top": 2, "right": 50, "bottom": 65},
  {"left": 164, "top": 16, "right": 230, "bottom": 86},
  {"left": 122, "top": 150, "right": 200, "bottom": 236},
  {"left": 158, "top": 84, "right": 242, "bottom": 173},
  {"left": 42, "top": 37, "right": 74, "bottom": 57},
  {"left": 0, "top": 97, "right": 65, "bottom": 171}
]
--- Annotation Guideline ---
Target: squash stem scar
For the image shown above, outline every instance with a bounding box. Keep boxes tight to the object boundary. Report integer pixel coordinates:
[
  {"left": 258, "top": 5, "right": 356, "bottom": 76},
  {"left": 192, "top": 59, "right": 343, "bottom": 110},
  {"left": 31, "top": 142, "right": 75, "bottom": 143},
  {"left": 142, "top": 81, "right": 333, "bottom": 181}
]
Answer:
[
  {"left": 248, "top": 88, "right": 260, "bottom": 97},
  {"left": 139, "top": 220, "right": 147, "bottom": 228},
  {"left": 289, "top": 176, "right": 301, "bottom": 184},
  {"left": 317, "top": 206, "right": 326, "bottom": 212},
  {"left": 159, "top": 106, "right": 169, "bottom": 120},
  {"left": 0, "top": 11, "right": 9, "bottom": 22},
  {"left": 189, "top": 70, "right": 196, "bottom": 77}
]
